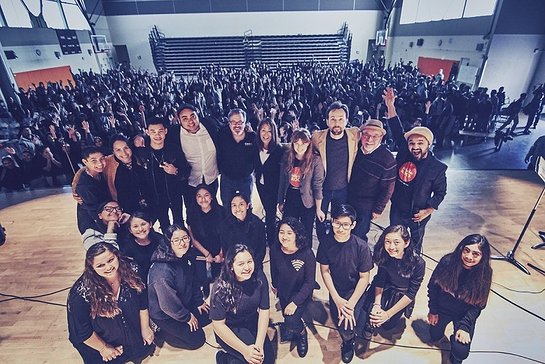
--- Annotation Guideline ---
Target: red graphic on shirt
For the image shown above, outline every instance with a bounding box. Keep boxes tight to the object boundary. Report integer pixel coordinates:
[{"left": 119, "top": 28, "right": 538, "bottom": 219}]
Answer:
[
  {"left": 289, "top": 166, "right": 302, "bottom": 188},
  {"left": 399, "top": 161, "right": 417, "bottom": 183}
]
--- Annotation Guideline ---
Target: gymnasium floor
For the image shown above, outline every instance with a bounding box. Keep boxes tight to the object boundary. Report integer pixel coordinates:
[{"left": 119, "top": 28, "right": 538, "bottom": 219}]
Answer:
[{"left": 1, "top": 119, "right": 545, "bottom": 363}]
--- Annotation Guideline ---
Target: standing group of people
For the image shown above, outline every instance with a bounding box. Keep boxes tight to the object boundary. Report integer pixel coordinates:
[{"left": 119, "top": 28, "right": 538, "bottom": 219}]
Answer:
[{"left": 65, "top": 86, "right": 493, "bottom": 364}]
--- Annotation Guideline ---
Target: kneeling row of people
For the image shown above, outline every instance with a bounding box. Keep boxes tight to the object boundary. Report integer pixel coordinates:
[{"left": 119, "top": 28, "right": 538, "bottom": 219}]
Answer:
[{"left": 68, "top": 203, "right": 492, "bottom": 364}]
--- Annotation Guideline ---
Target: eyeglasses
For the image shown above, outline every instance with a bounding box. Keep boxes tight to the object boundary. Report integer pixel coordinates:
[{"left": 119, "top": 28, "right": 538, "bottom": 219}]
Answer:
[
  {"left": 103, "top": 206, "right": 122, "bottom": 213},
  {"left": 229, "top": 120, "right": 245, "bottom": 126},
  {"left": 361, "top": 133, "right": 382, "bottom": 141},
  {"left": 331, "top": 221, "right": 353, "bottom": 230},
  {"left": 171, "top": 236, "right": 191, "bottom": 244}
]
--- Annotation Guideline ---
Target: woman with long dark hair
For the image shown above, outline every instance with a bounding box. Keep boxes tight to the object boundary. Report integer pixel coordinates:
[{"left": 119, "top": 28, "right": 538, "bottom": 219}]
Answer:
[
  {"left": 187, "top": 184, "right": 226, "bottom": 294},
  {"left": 147, "top": 224, "right": 210, "bottom": 350},
  {"left": 364, "top": 225, "right": 425, "bottom": 335},
  {"left": 254, "top": 118, "right": 286, "bottom": 246},
  {"left": 277, "top": 128, "right": 325, "bottom": 240},
  {"left": 270, "top": 217, "right": 316, "bottom": 358},
  {"left": 427, "top": 234, "right": 493, "bottom": 364},
  {"left": 219, "top": 193, "right": 266, "bottom": 270},
  {"left": 67, "top": 242, "right": 154, "bottom": 363},
  {"left": 210, "top": 244, "right": 275, "bottom": 364},
  {"left": 121, "top": 211, "right": 167, "bottom": 282}
]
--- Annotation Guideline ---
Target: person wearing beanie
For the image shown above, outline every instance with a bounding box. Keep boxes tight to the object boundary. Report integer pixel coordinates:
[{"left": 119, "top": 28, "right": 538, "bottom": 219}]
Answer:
[
  {"left": 383, "top": 88, "right": 447, "bottom": 253},
  {"left": 348, "top": 119, "right": 396, "bottom": 241}
]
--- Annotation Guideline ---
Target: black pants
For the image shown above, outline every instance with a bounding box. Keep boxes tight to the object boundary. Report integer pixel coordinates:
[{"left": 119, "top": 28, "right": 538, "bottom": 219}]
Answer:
[
  {"left": 73, "top": 341, "right": 154, "bottom": 364},
  {"left": 153, "top": 309, "right": 210, "bottom": 350},
  {"left": 257, "top": 182, "right": 279, "bottom": 246},
  {"left": 284, "top": 187, "right": 315, "bottom": 242},
  {"left": 194, "top": 257, "right": 221, "bottom": 297},
  {"left": 389, "top": 207, "right": 430, "bottom": 254},
  {"left": 429, "top": 312, "right": 475, "bottom": 364},
  {"left": 280, "top": 300, "right": 308, "bottom": 336},
  {"left": 215, "top": 324, "right": 275, "bottom": 364},
  {"left": 153, "top": 194, "right": 183, "bottom": 232},
  {"left": 328, "top": 291, "right": 366, "bottom": 343},
  {"left": 497, "top": 114, "right": 519, "bottom": 132}
]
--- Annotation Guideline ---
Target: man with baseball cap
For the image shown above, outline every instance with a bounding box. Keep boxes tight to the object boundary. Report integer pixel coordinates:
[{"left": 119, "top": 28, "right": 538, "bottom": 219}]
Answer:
[
  {"left": 348, "top": 119, "right": 396, "bottom": 241},
  {"left": 383, "top": 88, "right": 447, "bottom": 253}
]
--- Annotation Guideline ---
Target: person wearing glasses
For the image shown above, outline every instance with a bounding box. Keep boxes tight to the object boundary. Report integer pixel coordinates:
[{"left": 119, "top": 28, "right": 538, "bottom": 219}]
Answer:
[
  {"left": 147, "top": 224, "right": 211, "bottom": 350},
  {"left": 348, "top": 120, "right": 396, "bottom": 241},
  {"left": 120, "top": 211, "right": 168, "bottom": 282},
  {"left": 217, "top": 108, "right": 257, "bottom": 205},
  {"left": 317, "top": 204, "right": 373, "bottom": 363},
  {"left": 81, "top": 200, "right": 130, "bottom": 251}
]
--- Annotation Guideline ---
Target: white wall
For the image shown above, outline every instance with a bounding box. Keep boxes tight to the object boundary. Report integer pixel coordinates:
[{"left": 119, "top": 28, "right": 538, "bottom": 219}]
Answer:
[
  {"left": 480, "top": 34, "right": 545, "bottom": 100},
  {"left": 386, "top": 35, "right": 486, "bottom": 68},
  {"left": 5, "top": 44, "right": 101, "bottom": 75},
  {"left": 104, "top": 10, "right": 382, "bottom": 71}
]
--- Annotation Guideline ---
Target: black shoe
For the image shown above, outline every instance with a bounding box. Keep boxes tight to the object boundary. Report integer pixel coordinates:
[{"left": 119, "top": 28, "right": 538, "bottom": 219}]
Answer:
[
  {"left": 296, "top": 329, "right": 308, "bottom": 358},
  {"left": 341, "top": 339, "right": 355, "bottom": 363}
]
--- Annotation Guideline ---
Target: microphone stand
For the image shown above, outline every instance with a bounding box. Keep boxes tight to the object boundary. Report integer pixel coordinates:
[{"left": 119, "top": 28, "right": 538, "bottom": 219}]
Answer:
[{"left": 491, "top": 185, "right": 545, "bottom": 275}]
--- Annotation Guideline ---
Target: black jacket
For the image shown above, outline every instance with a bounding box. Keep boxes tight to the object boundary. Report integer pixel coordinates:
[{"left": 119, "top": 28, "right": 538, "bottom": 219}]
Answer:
[
  {"left": 387, "top": 116, "right": 447, "bottom": 213},
  {"left": 253, "top": 143, "right": 287, "bottom": 191},
  {"left": 136, "top": 143, "right": 190, "bottom": 201}
]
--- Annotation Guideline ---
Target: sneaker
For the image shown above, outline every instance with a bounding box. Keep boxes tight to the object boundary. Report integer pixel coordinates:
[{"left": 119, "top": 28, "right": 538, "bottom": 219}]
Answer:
[
  {"left": 216, "top": 351, "right": 228, "bottom": 364},
  {"left": 341, "top": 339, "right": 355, "bottom": 363}
]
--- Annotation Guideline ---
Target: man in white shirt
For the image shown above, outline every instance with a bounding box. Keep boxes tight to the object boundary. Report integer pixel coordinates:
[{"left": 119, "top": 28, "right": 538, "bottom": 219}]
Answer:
[{"left": 167, "top": 104, "right": 221, "bottom": 206}]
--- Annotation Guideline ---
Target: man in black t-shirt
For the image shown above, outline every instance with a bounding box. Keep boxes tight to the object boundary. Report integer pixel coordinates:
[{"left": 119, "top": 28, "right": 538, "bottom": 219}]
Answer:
[
  {"left": 317, "top": 204, "right": 373, "bottom": 363},
  {"left": 312, "top": 102, "right": 360, "bottom": 244}
]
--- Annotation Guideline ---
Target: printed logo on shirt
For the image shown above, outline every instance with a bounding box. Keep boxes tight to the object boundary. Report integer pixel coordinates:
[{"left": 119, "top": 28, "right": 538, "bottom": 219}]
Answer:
[
  {"left": 289, "top": 166, "right": 302, "bottom": 188},
  {"left": 291, "top": 259, "right": 305, "bottom": 271},
  {"left": 399, "top": 161, "right": 417, "bottom": 183}
]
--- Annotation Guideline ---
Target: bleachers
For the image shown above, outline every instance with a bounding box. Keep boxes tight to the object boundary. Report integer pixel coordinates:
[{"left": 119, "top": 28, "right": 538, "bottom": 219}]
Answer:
[{"left": 149, "top": 24, "right": 352, "bottom": 75}]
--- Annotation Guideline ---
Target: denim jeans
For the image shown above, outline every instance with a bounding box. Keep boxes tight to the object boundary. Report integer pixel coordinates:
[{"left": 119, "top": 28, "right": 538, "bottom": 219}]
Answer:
[
  {"left": 220, "top": 175, "right": 253, "bottom": 206},
  {"left": 316, "top": 186, "right": 348, "bottom": 243}
]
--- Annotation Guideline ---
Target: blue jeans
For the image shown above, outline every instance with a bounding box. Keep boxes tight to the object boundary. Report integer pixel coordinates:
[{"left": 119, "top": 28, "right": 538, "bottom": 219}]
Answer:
[
  {"left": 316, "top": 187, "right": 348, "bottom": 243},
  {"left": 220, "top": 175, "right": 253, "bottom": 206},
  {"left": 353, "top": 207, "right": 372, "bottom": 242}
]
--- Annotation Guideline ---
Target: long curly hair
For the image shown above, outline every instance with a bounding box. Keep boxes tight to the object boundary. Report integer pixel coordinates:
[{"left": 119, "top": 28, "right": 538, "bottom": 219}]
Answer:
[
  {"left": 431, "top": 234, "right": 493, "bottom": 308},
  {"left": 83, "top": 242, "right": 145, "bottom": 319},
  {"left": 373, "top": 225, "right": 418, "bottom": 278},
  {"left": 213, "top": 244, "right": 256, "bottom": 314},
  {"left": 277, "top": 217, "right": 309, "bottom": 251},
  {"left": 284, "top": 128, "right": 314, "bottom": 178}
]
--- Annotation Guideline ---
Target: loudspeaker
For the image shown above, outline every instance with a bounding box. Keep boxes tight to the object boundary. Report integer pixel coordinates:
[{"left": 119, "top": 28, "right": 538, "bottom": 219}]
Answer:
[{"left": 417, "top": 38, "right": 424, "bottom": 46}]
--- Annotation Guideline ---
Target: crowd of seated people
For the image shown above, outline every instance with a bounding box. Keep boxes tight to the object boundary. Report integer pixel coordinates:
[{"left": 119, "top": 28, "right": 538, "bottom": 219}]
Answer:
[{"left": 3, "top": 59, "right": 542, "bottom": 192}]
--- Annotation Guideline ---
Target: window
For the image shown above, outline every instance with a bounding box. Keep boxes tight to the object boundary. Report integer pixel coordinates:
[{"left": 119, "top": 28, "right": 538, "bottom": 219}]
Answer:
[{"left": 400, "top": 0, "right": 496, "bottom": 24}]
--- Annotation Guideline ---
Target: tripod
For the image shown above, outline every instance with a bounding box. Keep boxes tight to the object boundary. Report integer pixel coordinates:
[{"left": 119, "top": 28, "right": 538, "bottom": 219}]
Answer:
[
  {"left": 491, "top": 185, "right": 545, "bottom": 275},
  {"left": 532, "top": 231, "right": 545, "bottom": 249}
]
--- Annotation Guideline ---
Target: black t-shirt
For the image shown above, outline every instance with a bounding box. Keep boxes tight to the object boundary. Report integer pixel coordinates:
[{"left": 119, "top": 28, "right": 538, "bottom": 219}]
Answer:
[
  {"left": 324, "top": 132, "right": 348, "bottom": 191},
  {"left": 392, "top": 157, "right": 424, "bottom": 214},
  {"left": 187, "top": 205, "right": 226, "bottom": 256},
  {"left": 270, "top": 245, "right": 316, "bottom": 308},
  {"left": 209, "top": 270, "right": 270, "bottom": 328},
  {"left": 316, "top": 234, "right": 373, "bottom": 296},
  {"left": 120, "top": 231, "right": 165, "bottom": 281}
]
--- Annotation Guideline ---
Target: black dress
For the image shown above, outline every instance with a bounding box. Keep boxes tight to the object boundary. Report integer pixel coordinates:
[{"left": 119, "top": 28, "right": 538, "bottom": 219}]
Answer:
[{"left": 67, "top": 273, "right": 154, "bottom": 364}]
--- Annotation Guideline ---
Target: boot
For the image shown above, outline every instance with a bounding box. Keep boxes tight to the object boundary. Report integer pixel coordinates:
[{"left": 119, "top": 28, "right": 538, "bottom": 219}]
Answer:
[
  {"left": 296, "top": 328, "right": 308, "bottom": 358},
  {"left": 341, "top": 338, "right": 355, "bottom": 363}
]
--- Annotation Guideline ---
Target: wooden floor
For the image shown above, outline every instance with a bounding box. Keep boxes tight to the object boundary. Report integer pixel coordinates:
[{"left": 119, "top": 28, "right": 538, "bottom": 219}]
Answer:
[{"left": 1, "top": 169, "right": 545, "bottom": 364}]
